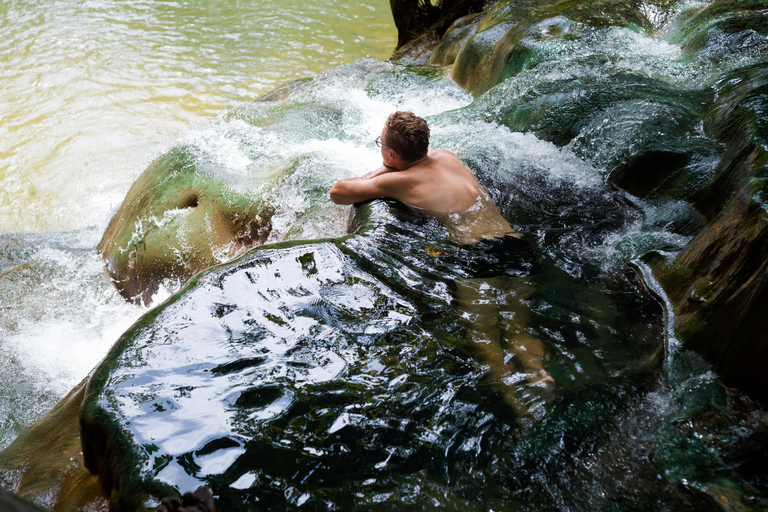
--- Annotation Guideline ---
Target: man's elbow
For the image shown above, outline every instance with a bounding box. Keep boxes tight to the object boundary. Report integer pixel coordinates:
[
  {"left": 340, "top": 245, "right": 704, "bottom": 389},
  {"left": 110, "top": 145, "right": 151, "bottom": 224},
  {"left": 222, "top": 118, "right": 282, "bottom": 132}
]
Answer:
[{"left": 329, "top": 183, "right": 353, "bottom": 205}]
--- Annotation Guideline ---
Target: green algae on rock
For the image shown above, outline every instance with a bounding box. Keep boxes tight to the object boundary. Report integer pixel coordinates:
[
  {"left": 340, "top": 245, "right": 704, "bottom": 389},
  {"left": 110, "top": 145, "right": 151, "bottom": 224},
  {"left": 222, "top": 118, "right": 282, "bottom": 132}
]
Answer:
[
  {"left": 98, "top": 145, "right": 275, "bottom": 305},
  {"left": 80, "top": 200, "right": 665, "bottom": 510},
  {"left": 656, "top": 178, "right": 768, "bottom": 401},
  {"left": 0, "top": 379, "right": 108, "bottom": 511}
]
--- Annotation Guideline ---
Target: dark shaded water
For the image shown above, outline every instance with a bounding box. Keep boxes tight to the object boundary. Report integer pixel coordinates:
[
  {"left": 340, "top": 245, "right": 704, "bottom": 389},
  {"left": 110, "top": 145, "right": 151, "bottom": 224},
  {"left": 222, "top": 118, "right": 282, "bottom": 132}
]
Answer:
[{"left": 85, "top": 200, "right": 674, "bottom": 510}]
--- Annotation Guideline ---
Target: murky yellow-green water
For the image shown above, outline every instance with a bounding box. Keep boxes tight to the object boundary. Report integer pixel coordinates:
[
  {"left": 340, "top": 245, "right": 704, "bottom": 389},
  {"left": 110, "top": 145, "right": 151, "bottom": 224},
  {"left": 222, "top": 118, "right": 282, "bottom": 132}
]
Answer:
[{"left": 0, "top": 0, "right": 396, "bottom": 233}]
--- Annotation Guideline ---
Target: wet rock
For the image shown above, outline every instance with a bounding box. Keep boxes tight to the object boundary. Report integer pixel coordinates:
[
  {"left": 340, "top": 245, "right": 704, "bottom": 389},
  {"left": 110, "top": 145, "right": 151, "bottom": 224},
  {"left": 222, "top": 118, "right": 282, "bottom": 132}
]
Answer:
[
  {"left": 80, "top": 201, "right": 663, "bottom": 510},
  {"left": 656, "top": 178, "right": 768, "bottom": 400},
  {"left": 449, "top": 0, "right": 670, "bottom": 95},
  {"left": 670, "top": 0, "right": 768, "bottom": 60},
  {"left": 694, "top": 62, "right": 768, "bottom": 220},
  {"left": 647, "top": 2, "right": 768, "bottom": 400},
  {"left": 99, "top": 146, "right": 275, "bottom": 305},
  {"left": 428, "top": 13, "right": 483, "bottom": 67},
  {"left": 0, "top": 489, "right": 47, "bottom": 512},
  {"left": 0, "top": 379, "right": 108, "bottom": 511}
]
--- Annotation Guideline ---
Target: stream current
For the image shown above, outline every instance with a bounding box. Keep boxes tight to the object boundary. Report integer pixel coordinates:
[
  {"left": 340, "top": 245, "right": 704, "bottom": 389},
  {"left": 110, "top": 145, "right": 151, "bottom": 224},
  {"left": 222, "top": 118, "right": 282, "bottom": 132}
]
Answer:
[
  {"left": 0, "top": 0, "right": 395, "bottom": 451},
  {"left": 2, "top": 0, "right": 768, "bottom": 510}
]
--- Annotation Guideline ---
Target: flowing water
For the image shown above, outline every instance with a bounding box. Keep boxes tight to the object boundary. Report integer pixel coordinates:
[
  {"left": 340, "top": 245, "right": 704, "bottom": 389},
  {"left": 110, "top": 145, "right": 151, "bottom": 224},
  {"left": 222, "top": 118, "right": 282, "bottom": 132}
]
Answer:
[
  {"left": 2, "top": 0, "right": 768, "bottom": 510},
  {"left": 0, "top": 0, "right": 395, "bottom": 450}
]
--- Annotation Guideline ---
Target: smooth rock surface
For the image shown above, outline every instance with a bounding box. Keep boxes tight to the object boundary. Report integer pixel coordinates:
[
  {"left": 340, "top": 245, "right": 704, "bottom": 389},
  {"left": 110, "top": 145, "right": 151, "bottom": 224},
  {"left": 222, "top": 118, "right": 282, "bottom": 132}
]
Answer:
[
  {"left": 0, "top": 379, "right": 108, "bottom": 511},
  {"left": 81, "top": 201, "right": 663, "bottom": 510},
  {"left": 99, "top": 146, "right": 275, "bottom": 305}
]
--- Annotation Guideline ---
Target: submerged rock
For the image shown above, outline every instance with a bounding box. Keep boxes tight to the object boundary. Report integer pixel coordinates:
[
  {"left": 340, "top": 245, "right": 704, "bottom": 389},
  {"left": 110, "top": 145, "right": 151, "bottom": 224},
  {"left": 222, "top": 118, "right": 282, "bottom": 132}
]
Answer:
[
  {"left": 409, "top": 0, "right": 768, "bottom": 402},
  {"left": 657, "top": 178, "right": 768, "bottom": 400},
  {"left": 80, "top": 201, "right": 663, "bottom": 510}
]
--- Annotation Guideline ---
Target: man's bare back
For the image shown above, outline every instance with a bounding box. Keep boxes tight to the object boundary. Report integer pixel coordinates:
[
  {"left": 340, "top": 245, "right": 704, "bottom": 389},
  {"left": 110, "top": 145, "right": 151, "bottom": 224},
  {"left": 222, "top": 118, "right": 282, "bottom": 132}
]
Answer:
[
  {"left": 330, "top": 120, "right": 518, "bottom": 243},
  {"left": 330, "top": 149, "right": 477, "bottom": 212}
]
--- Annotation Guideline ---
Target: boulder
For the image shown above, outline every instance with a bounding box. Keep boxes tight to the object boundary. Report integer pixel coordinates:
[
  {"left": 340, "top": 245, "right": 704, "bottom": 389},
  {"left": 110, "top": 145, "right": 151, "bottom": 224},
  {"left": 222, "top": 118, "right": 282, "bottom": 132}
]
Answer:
[
  {"left": 655, "top": 178, "right": 768, "bottom": 400},
  {"left": 647, "top": 1, "right": 768, "bottom": 400},
  {"left": 0, "top": 379, "right": 108, "bottom": 511},
  {"left": 448, "top": 0, "right": 667, "bottom": 95},
  {"left": 99, "top": 146, "right": 275, "bottom": 305},
  {"left": 79, "top": 201, "right": 664, "bottom": 510}
]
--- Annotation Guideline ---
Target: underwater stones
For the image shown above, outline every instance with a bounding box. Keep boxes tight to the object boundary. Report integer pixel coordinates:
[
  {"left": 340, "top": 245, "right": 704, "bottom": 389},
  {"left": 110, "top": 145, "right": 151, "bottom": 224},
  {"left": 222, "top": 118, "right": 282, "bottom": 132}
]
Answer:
[
  {"left": 0, "top": 379, "right": 108, "bottom": 511},
  {"left": 78, "top": 199, "right": 667, "bottom": 510},
  {"left": 99, "top": 146, "right": 274, "bottom": 304},
  {"left": 80, "top": 239, "right": 410, "bottom": 510},
  {"left": 656, "top": 178, "right": 768, "bottom": 400}
]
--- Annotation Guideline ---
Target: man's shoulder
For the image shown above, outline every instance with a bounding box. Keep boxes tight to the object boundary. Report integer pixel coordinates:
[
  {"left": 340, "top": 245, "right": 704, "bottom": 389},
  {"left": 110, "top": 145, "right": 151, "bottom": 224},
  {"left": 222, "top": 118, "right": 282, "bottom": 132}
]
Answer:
[{"left": 428, "top": 148, "right": 458, "bottom": 159}]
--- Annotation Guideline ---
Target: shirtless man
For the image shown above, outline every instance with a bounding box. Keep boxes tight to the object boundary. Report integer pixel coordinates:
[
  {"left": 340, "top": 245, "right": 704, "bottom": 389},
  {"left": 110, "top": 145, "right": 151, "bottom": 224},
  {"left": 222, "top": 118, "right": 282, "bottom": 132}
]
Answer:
[
  {"left": 330, "top": 111, "right": 554, "bottom": 423},
  {"left": 330, "top": 111, "right": 517, "bottom": 244}
]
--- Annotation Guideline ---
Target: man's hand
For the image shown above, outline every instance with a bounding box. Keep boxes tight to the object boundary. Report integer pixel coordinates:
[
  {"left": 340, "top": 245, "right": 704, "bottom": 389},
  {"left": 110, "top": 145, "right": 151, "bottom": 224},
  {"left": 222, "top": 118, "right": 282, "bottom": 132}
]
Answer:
[{"left": 361, "top": 166, "right": 397, "bottom": 179}]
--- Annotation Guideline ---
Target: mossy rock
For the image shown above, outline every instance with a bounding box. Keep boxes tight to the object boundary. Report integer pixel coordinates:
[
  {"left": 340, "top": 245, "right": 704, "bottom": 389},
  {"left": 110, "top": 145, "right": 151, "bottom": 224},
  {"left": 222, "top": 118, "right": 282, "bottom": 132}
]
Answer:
[
  {"left": 669, "top": 0, "right": 768, "bottom": 58},
  {"left": 449, "top": 0, "right": 678, "bottom": 95},
  {"left": 428, "top": 13, "right": 484, "bottom": 67},
  {"left": 0, "top": 379, "right": 108, "bottom": 511},
  {"left": 655, "top": 178, "right": 768, "bottom": 400},
  {"left": 99, "top": 146, "right": 276, "bottom": 304},
  {"left": 694, "top": 62, "right": 768, "bottom": 219}
]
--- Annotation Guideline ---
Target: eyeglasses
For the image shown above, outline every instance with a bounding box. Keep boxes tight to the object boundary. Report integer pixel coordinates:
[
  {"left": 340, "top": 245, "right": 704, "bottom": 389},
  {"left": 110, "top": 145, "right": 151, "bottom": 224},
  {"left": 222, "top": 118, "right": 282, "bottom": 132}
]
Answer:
[{"left": 375, "top": 136, "right": 391, "bottom": 149}]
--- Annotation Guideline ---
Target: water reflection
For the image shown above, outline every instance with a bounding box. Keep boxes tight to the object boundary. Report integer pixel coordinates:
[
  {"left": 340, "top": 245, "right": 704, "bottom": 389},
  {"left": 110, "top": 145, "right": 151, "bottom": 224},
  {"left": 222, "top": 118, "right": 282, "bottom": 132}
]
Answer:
[
  {"left": 0, "top": 0, "right": 395, "bottom": 232},
  {"left": 82, "top": 200, "right": 668, "bottom": 509}
]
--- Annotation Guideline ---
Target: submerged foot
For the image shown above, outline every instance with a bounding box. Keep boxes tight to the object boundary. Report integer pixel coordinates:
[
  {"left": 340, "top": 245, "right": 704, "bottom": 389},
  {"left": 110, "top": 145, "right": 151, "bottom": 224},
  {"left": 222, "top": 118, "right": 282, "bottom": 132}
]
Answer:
[{"left": 529, "top": 368, "right": 555, "bottom": 390}]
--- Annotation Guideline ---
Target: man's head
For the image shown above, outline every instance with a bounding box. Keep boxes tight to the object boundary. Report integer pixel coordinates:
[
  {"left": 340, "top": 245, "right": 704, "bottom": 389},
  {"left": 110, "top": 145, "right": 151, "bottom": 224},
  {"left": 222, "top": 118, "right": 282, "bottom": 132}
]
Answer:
[{"left": 382, "top": 111, "right": 430, "bottom": 163}]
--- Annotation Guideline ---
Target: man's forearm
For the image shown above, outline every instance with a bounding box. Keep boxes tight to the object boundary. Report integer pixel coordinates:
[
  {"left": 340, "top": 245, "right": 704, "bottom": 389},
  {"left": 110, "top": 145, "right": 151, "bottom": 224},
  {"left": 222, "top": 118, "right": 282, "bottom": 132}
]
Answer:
[
  {"left": 330, "top": 167, "right": 398, "bottom": 204},
  {"left": 329, "top": 179, "right": 361, "bottom": 204},
  {"left": 362, "top": 166, "right": 397, "bottom": 179}
]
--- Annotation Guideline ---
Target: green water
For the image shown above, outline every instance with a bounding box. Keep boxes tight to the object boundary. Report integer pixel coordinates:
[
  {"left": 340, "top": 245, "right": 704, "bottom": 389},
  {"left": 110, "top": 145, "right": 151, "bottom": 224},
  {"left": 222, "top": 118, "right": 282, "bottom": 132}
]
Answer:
[{"left": 0, "top": 0, "right": 396, "bottom": 233}]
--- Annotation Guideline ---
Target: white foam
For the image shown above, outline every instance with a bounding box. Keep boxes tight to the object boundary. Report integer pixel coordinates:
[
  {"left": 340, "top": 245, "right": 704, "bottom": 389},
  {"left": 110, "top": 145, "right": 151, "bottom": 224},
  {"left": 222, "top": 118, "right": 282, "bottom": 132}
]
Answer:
[{"left": 1, "top": 249, "right": 145, "bottom": 398}]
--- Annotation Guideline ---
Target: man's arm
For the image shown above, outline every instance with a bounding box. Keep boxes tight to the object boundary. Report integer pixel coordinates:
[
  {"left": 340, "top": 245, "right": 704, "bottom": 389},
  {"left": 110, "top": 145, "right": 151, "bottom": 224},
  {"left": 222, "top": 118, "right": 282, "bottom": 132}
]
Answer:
[
  {"left": 329, "top": 170, "right": 410, "bottom": 205},
  {"left": 361, "top": 165, "right": 397, "bottom": 179}
]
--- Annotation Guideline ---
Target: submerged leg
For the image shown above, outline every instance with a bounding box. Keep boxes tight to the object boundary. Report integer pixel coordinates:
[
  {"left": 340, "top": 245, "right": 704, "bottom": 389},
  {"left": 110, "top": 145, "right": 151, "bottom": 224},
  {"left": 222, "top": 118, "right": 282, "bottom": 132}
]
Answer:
[
  {"left": 508, "top": 333, "right": 555, "bottom": 393},
  {"left": 456, "top": 276, "right": 554, "bottom": 422}
]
